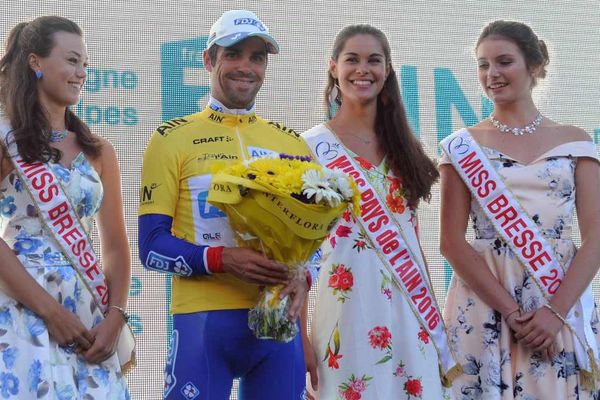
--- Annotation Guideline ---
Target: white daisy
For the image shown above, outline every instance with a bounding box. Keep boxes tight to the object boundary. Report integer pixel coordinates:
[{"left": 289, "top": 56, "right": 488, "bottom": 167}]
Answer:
[
  {"left": 302, "top": 169, "right": 343, "bottom": 207},
  {"left": 326, "top": 169, "right": 354, "bottom": 199}
]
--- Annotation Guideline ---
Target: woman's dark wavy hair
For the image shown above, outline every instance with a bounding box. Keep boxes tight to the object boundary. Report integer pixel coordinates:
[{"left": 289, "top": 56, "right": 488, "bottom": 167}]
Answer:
[
  {"left": 0, "top": 15, "right": 99, "bottom": 163},
  {"left": 325, "top": 24, "right": 438, "bottom": 206}
]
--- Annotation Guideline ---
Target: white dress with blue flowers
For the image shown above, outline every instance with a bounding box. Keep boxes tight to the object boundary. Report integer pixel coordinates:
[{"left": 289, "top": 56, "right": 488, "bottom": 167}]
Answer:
[
  {"left": 443, "top": 141, "right": 600, "bottom": 400},
  {"left": 0, "top": 153, "right": 130, "bottom": 399}
]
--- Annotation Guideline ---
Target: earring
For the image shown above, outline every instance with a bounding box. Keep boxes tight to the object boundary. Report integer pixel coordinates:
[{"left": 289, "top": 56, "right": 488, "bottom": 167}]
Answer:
[
  {"left": 330, "top": 79, "right": 342, "bottom": 105},
  {"left": 35, "top": 70, "right": 43, "bottom": 80}
]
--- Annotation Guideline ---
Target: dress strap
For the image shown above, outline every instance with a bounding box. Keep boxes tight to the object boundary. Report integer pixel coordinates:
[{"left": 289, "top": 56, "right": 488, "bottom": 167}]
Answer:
[{"left": 534, "top": 141, "right": 599, "bottom": 163}]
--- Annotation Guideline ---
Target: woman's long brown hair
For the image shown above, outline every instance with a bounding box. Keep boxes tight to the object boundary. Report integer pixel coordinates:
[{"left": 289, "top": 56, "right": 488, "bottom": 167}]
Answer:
[
  {"left": 325, "top": 24, "right": 438, "bottom": 206},
  {"left": 0, "top": 16, "right": 99, "bottom": 163}
]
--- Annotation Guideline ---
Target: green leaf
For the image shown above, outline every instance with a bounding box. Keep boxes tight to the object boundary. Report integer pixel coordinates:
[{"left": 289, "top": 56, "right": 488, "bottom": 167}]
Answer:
[
  {"left": 333, "top": 326, "right": 341, "bottom": 353},
  {"left": 375, "top": 354, "right": 392, "bottom": 365}
]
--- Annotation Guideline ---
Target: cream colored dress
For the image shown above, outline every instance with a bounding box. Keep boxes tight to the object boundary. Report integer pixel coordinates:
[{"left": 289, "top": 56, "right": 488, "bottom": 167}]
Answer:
[{"left": 443, "top": 140, "right": 600, "bottom": 400}]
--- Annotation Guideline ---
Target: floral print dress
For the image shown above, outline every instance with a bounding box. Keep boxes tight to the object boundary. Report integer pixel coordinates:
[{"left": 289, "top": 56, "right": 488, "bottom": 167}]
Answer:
[
  {"left": 311, "top": 154, "right": 450, "bottom": 400},
  {"left": 0, "top": 153, "right": 130, "bottom": 399},
  {"left": 442, "top": 140, "right": 600, "bottom": 400}
]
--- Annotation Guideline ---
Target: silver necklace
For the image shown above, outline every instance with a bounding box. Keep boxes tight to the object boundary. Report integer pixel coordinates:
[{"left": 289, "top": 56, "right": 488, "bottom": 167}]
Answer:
[
  {"left": 346, "top": 131, "right": 376, "bottom": 145},
  {"left": 49, "top": 129, "right": 69, "bottom": 143},
  {"left": 490, "top": 112, "right": 543, "bottom": 136}
]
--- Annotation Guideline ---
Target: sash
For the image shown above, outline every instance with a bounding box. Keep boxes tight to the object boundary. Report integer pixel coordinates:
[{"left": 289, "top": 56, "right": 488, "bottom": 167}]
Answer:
[
  {"left": 441, "top": 128, "right": 599, "bottom": 387},
  {"left": 0, "top": 118, "right": 136, "bottom": 374},
  {"left": 304, "top": 124, "right": 462, "bottom": 386}
]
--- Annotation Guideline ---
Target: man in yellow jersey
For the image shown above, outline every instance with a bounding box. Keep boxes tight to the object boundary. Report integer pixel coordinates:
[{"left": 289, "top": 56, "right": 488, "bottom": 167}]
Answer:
[{"left": 139, "top": 9, "right": 311, "bottom": 400}]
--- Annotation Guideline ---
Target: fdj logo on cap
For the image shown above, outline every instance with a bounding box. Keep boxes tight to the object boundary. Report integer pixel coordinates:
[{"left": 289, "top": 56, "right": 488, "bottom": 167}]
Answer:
[{"left": 233, "top": 18, "right": 266, "bottom": 31}]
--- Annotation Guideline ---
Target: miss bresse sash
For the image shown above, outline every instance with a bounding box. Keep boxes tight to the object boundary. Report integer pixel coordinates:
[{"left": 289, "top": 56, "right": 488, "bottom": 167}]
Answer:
[
  {"left": 304, "top": 124, "right": 461, "bottom": 386},
  {"left": 441, "top": 128, "right": 599, "bottom": 387},
  {"left": 0, "top": 118, "right": 136, "bottom": 373}
]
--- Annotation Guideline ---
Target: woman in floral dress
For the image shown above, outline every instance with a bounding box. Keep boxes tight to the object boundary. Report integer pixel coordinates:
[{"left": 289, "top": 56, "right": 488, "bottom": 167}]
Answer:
[
  {"left": 441, "top": 20, "right": 600, "bottom": 399},
  {"left": 0, "top": 16, "right": 130, "bottom": 398},
  {"left": 302, "top": 25, "right": 454, "bottom": 400}
]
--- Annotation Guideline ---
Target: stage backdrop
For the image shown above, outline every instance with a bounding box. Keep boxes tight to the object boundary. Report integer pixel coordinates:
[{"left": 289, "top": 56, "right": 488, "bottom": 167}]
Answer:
[{"left": 2, "top": 1, "right": 599, "bottom": 398}]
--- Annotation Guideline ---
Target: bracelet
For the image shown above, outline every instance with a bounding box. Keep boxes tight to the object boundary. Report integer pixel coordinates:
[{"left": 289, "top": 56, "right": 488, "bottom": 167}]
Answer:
[
  {"left": 505, "top": 307, "right": 520, "bottom": 321},
  {"left": 543, "top": 303, "right": 566, "bottom": 325},
  {"left": 106, "top": 305, "right": 130, "bottom": 323}
]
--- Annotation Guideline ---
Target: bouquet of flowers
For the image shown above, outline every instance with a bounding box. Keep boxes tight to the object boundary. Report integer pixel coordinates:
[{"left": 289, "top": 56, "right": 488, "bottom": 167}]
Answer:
[{"left": 208, "top": 154, "right": 359, "bottom": 342}]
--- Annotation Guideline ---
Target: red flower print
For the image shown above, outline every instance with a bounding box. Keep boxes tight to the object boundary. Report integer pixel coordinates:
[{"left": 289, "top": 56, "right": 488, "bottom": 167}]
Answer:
[
  {"left": 404, "top": 378, "right": 423, "bottom": 397},
  {"left": 342, "top": 388, "right": 361, "bottom": 400},
  {"left": 388, "top": 175, "right": 404, "bottom": 187},
  {"left": 418, "top": 327, "right": 429, "bottom": 344},
  {"left": 352, "top": 232, "right": 372, "bottom": 253},
  {"left": 355, "top": 156, "right": 374, "bottom": 170},
  {"left": 386, "top": 192, "right": 405, "bottom": 214},
  {"left": 342, "top": 209, "right": 352, "bottom": 222},
  {"left": 328, "top": 273, "right": 340, "bottom": 289},
  {"left": 329, "top": 266, "right": 353, "bottom": 290},
  {"left": 386, "top": 176, "right": 406, "bottom": 213},
  {"left": 330, "top": 235, "right": 337, "bottom": 248},
  {"left": 336, "top": 225, "right": 352, "bottom": 237},
  {"left": 328, "top": 264, "right": 354, "bottom": 302},
  {"left": 338, "top": 271, "right": 354, "bottom": 290},
  {"left": 326, "top": 348, "right": 343, "bottom": 369},
  {"left": 368, "top": 326, "right": 392, "bottom": 350}
]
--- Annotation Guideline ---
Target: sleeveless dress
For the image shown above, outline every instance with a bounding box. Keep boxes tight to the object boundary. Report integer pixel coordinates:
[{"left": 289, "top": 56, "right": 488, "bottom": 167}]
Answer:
[
  {"left": 442, "top": 140, "right": 600, "bottom": 400},
  {"left": 0, "top": 153, "right": 130, "bottom": 399},
  {"left": 311, "top": 152, "right": 450, "bottom": 400}
]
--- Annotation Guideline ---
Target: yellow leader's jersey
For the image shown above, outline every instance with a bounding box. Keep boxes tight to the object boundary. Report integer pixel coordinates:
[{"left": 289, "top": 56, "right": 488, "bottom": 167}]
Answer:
[{"left": 139, "top": 107, "right": 311, "bottom": 314}]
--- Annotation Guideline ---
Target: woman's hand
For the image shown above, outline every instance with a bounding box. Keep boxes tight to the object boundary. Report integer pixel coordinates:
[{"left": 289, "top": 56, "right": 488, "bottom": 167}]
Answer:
[
  {"left": 514, "top": 308, "right": 562, "bottom": 355},
  {"left": 504, "top": 309, "right": 524, "bottom": 337},
  {"left": 42, "top": 304, "right": 95, "bottom": 351},
  {"left": 81, "top": 310, "right": 125, "bottom": 363},
  {"left": 302, "top": 334, "right": 319, "bottom": 400}
]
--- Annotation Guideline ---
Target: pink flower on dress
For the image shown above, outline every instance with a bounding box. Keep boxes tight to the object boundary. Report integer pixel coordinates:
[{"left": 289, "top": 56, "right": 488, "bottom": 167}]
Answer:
[
  {"left": 338, "top": 375, "right": 372, "bottom": 400},
  {"left": 350, "top": 378, "right": 367, "bottom": 393},
  {"left": 394, "top": 363, "right": 405, "bottom": 377},
  {"left": 382, "top": 287, "right": 392, "bottom": 300},
  {"left": 368, "top": 326, "right": 392, "bottom": 350}
]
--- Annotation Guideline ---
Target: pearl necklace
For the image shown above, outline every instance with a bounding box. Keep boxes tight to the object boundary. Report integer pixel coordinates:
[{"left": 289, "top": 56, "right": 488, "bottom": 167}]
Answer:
[
  {"left": 490, "top": 112, "right": 543, "bottom": 136},
  {"left": 49, "top": 129, "right": 69, "bottom": 143}
]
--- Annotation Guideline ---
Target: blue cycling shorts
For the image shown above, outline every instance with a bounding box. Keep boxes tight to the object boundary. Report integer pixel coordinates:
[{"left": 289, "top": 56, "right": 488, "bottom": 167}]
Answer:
[{"left": 164, "top": 309, "right": 306, "bottom": 400}]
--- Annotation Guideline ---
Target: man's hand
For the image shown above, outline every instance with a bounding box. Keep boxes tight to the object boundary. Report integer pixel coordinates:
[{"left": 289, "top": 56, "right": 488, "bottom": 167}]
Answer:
[
  {"left": 221, "top": 247, "right": 289, "bottom": 284},
  {"left": 280, "top": 275, "right": 309, "bottom": 321}
]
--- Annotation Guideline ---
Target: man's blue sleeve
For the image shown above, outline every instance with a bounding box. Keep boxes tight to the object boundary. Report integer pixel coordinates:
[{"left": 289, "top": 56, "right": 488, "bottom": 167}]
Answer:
[{"left": 138, "top": 214, "right": 211, "bottom": 276}]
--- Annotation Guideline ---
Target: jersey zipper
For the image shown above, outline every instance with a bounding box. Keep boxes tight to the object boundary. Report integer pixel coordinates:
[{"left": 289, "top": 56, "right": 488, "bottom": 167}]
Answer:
[{"left": 235, "top": 122, "right": 246, "bottom": 162}]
